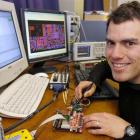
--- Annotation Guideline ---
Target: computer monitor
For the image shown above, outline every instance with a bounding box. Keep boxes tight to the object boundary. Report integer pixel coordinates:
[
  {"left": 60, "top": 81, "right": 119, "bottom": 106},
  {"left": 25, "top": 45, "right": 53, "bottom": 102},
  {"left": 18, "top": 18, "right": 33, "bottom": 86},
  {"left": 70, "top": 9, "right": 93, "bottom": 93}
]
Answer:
[
  {"left": 21, "top": 9, "right": 68, "bottom": 73},
  {"left": 0, "top": 1, "right": 28, "bottom": 88}
]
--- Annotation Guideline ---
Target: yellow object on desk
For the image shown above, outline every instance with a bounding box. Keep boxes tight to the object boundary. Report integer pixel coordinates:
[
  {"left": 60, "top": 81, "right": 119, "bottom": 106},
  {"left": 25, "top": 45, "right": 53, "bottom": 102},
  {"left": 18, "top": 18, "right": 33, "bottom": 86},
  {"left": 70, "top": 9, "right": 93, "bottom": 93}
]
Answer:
[{"left": 5, "top": 129, "right": 33, "bottom": 140}]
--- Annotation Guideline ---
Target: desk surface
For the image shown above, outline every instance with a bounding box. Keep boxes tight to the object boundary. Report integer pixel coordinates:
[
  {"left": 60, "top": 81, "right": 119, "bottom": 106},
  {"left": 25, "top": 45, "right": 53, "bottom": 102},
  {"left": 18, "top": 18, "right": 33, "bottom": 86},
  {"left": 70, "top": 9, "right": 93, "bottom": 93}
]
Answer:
[{"left": 3, "top": 62, "right": 119, "bottom": 140}]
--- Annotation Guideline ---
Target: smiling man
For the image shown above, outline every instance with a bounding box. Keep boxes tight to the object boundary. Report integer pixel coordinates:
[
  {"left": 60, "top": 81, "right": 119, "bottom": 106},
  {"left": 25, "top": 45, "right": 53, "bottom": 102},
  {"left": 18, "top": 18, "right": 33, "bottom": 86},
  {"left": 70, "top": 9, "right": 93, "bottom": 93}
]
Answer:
[
  {"left": 75, "top": 1, "right": 140, "bottom": 139},
  {"left": 106, "top": 19, "right": 140, "bottom": 83}
]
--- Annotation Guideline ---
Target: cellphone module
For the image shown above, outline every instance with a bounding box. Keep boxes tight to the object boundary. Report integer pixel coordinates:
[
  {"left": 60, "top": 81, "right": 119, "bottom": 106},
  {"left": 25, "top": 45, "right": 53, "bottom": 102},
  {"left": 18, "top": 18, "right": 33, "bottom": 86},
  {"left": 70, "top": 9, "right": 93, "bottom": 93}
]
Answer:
[{"left": 53, "top": 98, "right": 84, "bottom": 133}]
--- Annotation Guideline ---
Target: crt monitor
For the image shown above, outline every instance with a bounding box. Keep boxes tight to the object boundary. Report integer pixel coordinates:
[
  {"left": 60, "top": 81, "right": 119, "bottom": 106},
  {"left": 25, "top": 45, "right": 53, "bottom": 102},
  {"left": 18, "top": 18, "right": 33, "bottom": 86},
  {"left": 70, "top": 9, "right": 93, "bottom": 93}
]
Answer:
[
  {"left": 0, "top": 1, "right": 28, "bottom": 88},
  {"left": 21, "top": 9, "right": 68, "bottom": 73}
]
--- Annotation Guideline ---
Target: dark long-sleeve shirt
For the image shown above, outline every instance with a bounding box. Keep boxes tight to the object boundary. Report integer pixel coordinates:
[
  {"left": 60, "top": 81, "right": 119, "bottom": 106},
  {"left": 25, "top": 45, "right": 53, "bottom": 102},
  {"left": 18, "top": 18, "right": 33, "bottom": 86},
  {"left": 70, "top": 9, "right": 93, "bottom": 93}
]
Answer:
[{"left": 88, "top": 61, "right": 140, "bottom": 140}]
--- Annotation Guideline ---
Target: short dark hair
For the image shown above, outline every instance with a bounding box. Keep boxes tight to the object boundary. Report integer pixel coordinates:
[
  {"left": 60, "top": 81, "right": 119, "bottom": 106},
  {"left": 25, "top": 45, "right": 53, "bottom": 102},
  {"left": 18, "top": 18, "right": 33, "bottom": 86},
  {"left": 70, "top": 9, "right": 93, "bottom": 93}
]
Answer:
[{"left": 107, "top": 1, "right": 140, "bottom": 31}]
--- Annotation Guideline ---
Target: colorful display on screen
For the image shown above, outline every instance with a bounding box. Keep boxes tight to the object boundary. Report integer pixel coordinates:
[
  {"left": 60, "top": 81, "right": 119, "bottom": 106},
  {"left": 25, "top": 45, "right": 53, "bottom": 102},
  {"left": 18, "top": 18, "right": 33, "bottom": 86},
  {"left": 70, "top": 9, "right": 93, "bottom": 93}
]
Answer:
[{"left": 28, "top": 20, "right": 65, "bottom": 53}]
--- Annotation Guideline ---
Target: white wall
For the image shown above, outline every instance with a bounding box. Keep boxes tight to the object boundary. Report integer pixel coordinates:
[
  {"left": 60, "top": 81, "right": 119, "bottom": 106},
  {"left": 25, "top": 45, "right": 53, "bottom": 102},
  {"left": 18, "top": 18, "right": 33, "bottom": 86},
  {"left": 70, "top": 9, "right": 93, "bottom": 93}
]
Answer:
[
  {"left": 59, "top": 0, "right": 74, "bottom": 12},
  {"left": 59, "top": 0, "right": 84, "bottom": 19}
]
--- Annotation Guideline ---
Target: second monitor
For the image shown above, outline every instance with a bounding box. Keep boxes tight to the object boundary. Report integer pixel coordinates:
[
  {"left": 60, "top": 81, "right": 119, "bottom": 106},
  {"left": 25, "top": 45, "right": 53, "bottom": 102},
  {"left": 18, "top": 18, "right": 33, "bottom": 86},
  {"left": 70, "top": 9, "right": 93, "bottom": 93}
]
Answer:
[{"left": 21, "top": 9, "right": 68, "bottom": 73}]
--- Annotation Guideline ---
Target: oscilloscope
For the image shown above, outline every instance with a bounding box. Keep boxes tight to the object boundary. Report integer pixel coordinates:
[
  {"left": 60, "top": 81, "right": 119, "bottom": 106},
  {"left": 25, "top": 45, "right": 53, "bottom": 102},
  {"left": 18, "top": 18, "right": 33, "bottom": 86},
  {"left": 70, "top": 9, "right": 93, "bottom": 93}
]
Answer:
[{"left": 73, "top": 42, "right": 106, "bottom": 61}]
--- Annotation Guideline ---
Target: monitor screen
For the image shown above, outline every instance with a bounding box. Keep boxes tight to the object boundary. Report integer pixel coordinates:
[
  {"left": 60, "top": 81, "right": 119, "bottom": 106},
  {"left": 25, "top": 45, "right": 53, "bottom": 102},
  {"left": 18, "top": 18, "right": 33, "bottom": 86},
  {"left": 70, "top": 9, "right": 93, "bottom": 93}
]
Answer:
[
  {"left": 0, "top": 1, "right": 28, "bottom": 88},
  {"left": 21, "top": 9, "right": 68, "bottom": 73}
]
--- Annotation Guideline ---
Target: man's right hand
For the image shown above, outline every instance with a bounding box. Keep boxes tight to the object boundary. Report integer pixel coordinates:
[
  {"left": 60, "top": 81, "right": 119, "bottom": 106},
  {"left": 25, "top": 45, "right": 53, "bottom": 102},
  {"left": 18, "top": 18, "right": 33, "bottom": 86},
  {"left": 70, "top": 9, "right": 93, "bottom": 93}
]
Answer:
[{"left": 75, "top": 81, "right": 96, "bottom": 99}]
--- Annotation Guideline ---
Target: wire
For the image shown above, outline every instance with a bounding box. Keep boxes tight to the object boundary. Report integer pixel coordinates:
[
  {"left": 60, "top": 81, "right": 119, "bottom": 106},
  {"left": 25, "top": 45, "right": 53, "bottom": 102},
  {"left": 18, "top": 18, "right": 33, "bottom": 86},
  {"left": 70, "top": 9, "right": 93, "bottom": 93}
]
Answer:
[
  {"left": 62, "top": 88, "right": 68, "bottom": 105},
  {"left": 80, "top": 22, "right": 87, "bottom": 41},
  {"left": 0, "top": 118, "right": 4, "bottom": 140},
  {"left": 73, "top": 24, "right": 81, "bottom": 43},
  {"left": 4, "top": 94, "right": 57, "bottom": 133},
  {"left": 30, "top": 113, "right": 65, "bottom": 138}
]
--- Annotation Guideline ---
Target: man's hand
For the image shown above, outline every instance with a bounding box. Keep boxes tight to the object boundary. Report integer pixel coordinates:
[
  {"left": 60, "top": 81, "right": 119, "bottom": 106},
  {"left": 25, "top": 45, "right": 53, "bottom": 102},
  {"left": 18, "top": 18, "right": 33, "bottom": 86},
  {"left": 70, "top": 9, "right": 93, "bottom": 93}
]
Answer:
[
  {"left": 84, "top": 112, "right": 130, "bottom": 139},
  {"left": 75, "top": 81, "right": 96, "bottom": 99}
]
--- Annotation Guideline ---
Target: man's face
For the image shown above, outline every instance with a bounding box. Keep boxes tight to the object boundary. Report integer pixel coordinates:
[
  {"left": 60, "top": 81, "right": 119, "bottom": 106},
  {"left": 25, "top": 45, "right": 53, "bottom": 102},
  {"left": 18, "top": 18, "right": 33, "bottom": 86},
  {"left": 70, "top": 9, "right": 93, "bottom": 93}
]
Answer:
[{"left": 106, "top": 19, "right": 140, "bottom": 83}]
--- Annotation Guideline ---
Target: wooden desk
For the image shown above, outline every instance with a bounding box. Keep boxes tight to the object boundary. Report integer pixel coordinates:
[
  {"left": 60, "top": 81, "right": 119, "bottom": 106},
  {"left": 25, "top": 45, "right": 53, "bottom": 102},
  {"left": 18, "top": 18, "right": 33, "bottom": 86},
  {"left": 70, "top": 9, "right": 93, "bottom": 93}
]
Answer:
[{"left": 3, "top": 62, "right": 119, "bottom": 140}]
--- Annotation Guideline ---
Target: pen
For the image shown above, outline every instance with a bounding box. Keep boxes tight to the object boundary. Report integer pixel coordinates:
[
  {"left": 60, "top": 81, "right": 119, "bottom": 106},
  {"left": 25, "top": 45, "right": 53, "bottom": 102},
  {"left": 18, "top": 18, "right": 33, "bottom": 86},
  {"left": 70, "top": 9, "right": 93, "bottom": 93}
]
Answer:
[
  {"left": 75, "top": 82, "right": 94, "bottom": 102},
  {"left": 83, "top": 82, "right": 94, "bottom": 93}
]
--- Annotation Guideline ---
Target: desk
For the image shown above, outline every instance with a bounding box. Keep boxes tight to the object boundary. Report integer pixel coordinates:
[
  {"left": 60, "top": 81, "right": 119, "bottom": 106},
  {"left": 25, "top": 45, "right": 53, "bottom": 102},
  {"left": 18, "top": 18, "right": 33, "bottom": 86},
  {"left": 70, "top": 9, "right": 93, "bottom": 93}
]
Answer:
[
  {"left": 84, "top": 14, "right": 108, "bottom": 21},
  {"left": 3, "top": 62, "right": 119, "bottom": 140}
]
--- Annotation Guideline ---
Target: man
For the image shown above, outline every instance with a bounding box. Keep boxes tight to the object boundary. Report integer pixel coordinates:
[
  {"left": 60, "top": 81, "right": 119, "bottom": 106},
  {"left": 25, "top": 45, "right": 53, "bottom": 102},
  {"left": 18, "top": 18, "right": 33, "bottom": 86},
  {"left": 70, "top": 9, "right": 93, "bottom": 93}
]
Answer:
[{"left": 75, "top": 1, "right": 140, "bottom": 139}]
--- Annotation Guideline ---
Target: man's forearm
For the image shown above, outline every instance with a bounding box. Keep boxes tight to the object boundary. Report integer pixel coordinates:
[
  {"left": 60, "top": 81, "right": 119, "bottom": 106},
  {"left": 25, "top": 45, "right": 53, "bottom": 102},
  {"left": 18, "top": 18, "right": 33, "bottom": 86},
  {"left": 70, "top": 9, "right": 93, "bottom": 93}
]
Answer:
[{"left": 88, "top": 61, "right": 112, "bottom": 86}]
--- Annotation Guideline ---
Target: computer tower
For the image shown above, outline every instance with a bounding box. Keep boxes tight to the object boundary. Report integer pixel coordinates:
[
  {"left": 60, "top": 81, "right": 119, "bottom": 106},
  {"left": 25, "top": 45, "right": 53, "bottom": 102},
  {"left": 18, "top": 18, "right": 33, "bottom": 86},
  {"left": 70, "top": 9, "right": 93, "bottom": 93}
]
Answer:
[{"left": 66, "top": 12, "right": 81, "bottom": 61}]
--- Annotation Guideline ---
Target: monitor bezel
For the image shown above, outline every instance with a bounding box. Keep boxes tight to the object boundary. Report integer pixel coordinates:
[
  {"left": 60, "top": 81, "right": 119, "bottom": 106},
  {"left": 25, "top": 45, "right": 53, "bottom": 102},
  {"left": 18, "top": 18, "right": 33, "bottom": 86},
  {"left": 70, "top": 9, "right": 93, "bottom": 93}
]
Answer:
[
  {"left": 0, "top": 1, "right": 28, "bottom": 88},
  {"left": 21, "top": 9, "right": 68, "bottom": 64}
]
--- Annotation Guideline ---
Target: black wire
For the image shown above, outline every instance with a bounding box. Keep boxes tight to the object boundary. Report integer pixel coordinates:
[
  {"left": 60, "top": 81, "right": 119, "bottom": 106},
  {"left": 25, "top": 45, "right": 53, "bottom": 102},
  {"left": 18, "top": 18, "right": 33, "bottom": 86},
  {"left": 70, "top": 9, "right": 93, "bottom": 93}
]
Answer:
[{"left": 4, "top": 94, "right": 57, "bottom": 133}]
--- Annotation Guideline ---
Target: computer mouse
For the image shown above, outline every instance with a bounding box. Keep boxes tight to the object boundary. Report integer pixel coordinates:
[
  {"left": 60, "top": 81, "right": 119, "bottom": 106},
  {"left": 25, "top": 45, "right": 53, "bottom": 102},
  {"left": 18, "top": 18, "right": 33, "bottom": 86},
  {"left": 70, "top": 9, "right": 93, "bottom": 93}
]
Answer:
[{"left": 35, "top": 72, "right": 49, "bottom": 78}]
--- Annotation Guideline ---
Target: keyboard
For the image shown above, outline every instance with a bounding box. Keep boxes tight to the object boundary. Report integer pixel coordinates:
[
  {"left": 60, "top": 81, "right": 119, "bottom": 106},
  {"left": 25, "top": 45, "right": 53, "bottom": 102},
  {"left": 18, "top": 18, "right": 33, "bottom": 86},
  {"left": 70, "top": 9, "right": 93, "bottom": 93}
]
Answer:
[
  {"left": 74, "top": 69, "right": 119, "bottom": 99},
  {"left": 0, "top": 74, "right": 49, "bottom": 118}
]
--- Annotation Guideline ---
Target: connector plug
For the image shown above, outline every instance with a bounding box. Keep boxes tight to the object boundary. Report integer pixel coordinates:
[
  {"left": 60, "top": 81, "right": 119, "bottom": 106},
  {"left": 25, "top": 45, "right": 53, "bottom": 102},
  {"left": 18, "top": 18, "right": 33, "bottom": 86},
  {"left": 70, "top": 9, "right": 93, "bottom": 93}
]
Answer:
[{"left": 52, "top": 83, "right": 65, "bottom": 93}]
